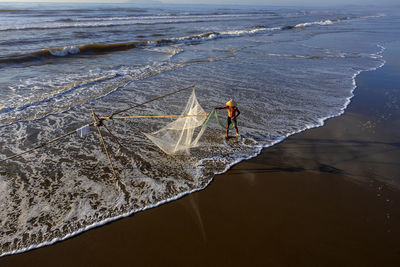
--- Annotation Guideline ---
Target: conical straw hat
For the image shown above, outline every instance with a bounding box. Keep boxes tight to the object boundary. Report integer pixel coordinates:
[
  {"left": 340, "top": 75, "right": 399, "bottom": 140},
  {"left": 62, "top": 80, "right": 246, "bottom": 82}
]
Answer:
[{"left": 226, "top": 99, "right": 236, "bottom": 107}]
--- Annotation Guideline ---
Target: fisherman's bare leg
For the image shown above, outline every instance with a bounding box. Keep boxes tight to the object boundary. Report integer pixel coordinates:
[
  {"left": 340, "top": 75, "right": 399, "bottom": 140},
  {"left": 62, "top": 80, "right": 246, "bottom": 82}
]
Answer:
[{"left": 234, "top": 126, "right": 239, "bottom": 137}]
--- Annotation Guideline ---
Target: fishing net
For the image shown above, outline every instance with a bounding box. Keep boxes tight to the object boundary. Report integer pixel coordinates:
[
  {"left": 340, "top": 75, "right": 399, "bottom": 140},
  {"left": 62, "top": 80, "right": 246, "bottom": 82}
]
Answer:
[{"left": 144, "top": 90, "right": 211, "bottom": 154}]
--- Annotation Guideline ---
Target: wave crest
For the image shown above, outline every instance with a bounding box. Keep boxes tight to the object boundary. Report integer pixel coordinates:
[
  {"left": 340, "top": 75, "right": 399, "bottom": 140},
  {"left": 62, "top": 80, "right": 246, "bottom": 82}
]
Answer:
[
  {"left": 49, "top": 46, "right": 80, "bottom": 57},
  {"left": 295, "top": 19, "right": 333, "bottom": 28}
]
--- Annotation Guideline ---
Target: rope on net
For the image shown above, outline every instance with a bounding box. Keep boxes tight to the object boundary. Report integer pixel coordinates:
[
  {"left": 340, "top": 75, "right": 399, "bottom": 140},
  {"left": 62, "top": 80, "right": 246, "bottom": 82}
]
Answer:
[
  {"left": 0, "top": 84, "right": 196, "bottom": 162},
  {"left": 212, "top": 109, "right": 237, "bottom": 129}
]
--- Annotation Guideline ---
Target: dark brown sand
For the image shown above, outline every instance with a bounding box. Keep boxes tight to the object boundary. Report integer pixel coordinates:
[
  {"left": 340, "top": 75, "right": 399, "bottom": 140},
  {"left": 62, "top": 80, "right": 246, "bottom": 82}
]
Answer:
[{"left": 2, "top": 43, "right": 400, "bottom": 266}]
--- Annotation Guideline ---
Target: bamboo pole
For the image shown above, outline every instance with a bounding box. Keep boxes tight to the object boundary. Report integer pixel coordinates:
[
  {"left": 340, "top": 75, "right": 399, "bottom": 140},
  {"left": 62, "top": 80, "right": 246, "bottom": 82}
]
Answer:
[
  {"left": 92, "top": 110, "right": 118, "bottom": 181},
  {"left": 100, "top": 114, "right": 209, "bottom": 120}
]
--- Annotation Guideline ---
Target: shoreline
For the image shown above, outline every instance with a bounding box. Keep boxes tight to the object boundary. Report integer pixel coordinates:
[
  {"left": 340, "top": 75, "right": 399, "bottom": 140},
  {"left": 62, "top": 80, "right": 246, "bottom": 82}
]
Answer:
[
  {"left": 1, "top": 42, "right": 400, "bottom": 265},
  {"left": 0, "top": 45, "right": 386, "bottom": 259}
]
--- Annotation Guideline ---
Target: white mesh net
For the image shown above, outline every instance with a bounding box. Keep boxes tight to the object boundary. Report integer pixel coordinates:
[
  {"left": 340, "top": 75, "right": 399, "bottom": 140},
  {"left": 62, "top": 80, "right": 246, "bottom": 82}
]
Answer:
[{"left": 144, "top": 90, "right": 209, "bottom": 154}]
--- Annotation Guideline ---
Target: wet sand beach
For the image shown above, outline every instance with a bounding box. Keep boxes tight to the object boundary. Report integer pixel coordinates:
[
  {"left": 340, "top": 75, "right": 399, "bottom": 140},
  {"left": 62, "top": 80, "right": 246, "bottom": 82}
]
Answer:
[{"left": 1, "top": 42, "right": 400, "bottom": 266}]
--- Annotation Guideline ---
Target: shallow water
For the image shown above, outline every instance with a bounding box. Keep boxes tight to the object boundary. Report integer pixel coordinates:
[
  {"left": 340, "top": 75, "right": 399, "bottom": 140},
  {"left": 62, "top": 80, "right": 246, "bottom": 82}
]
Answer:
[{"left": 0, "top": 3, "right": 399, "bottom": 256}]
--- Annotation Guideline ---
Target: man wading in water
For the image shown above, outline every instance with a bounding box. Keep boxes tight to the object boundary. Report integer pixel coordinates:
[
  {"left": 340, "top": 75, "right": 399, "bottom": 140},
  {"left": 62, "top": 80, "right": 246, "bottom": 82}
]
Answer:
[{"left": 215, "top": 99, "right": 240, "bottom": 138}]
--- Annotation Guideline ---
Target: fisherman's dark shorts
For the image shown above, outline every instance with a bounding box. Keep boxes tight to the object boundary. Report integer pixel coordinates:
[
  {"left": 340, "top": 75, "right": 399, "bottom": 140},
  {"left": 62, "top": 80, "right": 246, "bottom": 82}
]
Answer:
[{"left": 227, "top": 117, "right": 237, "bottom": 127}]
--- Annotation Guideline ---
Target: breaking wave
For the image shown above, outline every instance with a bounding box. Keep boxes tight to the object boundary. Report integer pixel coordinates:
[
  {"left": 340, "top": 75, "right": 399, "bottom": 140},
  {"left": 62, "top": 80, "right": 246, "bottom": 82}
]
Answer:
[
  {"left": 0, "top": 19, "right": 335, "bottom": 66},
  {"left": 295, "top": 19, "right": 333, "bottom": 28}
]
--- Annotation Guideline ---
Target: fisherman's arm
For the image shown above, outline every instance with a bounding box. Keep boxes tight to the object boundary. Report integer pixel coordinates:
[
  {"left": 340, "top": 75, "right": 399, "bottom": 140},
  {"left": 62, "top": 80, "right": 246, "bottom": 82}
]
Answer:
[{"left": 214, "top": 106, "right": 228, "bottom": 110}]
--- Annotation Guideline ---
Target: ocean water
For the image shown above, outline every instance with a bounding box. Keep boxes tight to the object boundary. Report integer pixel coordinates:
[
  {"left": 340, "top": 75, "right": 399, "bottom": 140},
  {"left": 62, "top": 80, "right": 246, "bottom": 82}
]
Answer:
[{"left": 0, "top": 3, "right": 399, "bottom": 256}]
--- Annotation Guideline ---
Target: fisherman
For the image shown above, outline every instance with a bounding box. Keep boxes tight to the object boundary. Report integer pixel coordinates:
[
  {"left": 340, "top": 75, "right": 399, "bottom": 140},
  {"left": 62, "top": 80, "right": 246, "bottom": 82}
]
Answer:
[{"left": 215, "top": 99, "right": 240, "bottom": 138}]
